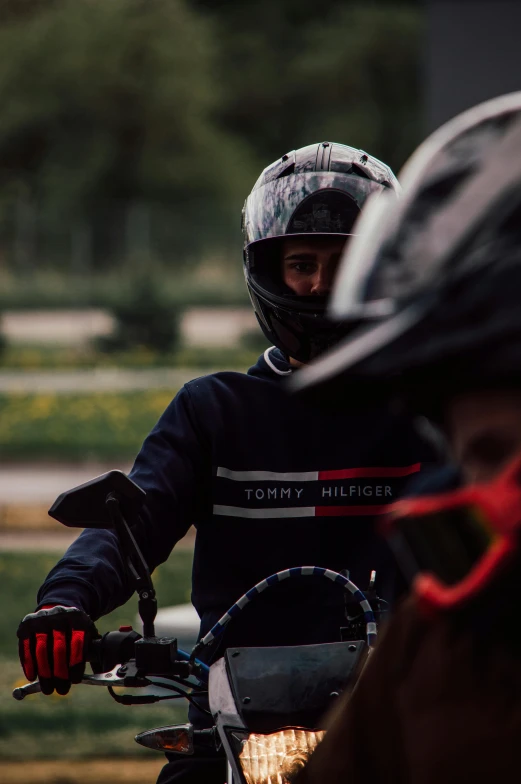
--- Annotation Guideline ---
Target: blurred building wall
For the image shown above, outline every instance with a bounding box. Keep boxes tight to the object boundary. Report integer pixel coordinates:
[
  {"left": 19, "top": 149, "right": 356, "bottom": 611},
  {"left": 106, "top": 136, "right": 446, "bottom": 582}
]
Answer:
[{"left": 426, "top": 0, "right": 521, "bottom": 131}]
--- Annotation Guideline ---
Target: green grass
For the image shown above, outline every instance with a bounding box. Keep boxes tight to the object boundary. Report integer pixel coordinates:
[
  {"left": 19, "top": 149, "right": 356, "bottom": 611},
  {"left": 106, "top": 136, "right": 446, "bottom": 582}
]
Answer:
[
  {"left": 0, "top": 551, "right": 194, "bottom": 659},
  {"left": 0, "top": 336, "right": 268, "bottom": 459},
  {"left": 0, "top": 266, "right": 249, "bottom": 310},
  {"left": 0, "top": 550, "right": 194, "bottom": 760},
  {"left": 0, "top": 343, "right": 263, "bottom": 371},
  {"left": 0, "top": 657, "right": 188, "bottom": 761},
  {"left": 0, "top": 269, "right": 250, "bottom": 311},
  {"left": 0, "top": 390, "right": 178, "bottom": 461}
]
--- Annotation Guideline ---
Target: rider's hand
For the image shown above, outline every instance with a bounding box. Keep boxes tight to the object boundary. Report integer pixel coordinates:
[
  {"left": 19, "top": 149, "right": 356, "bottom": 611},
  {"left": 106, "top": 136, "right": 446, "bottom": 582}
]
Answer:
[{"left": 17, "top": 605, "right": 99, "bottom": 695}]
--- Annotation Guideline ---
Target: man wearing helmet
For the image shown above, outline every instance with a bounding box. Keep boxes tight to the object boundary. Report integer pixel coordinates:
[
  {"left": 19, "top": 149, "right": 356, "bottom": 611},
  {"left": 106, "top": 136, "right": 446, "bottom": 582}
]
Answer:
[
  {"left": 243, "top": 142, "right": 399, "bottom": 364},
  {"left": 294, "top": 97, "right": 521, "bottom": 783},
  {"left": 17, "top": 142, "right": 438, "bottom": 783}
]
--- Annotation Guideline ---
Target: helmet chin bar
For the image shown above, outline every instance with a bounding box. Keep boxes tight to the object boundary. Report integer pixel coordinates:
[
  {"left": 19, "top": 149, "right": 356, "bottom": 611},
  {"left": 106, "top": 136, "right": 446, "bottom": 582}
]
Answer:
[
  {"left": 257, "top": 303, "right": 353, "bottom": 365},
  {"left": 247, "top": 255, "right": 346, "bottom": 363}
]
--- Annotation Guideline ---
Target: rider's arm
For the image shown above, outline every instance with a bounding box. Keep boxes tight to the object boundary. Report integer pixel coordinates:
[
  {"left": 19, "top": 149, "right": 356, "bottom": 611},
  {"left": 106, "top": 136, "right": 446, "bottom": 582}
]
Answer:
[{"left": 36, "top": 385, "right": 210, "bottom": 620}]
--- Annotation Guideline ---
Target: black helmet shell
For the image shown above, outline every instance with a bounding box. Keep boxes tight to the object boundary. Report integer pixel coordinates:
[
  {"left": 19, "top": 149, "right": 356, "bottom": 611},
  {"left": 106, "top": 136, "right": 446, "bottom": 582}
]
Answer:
[{"left": 290, "top": 92, "right": 521, "bottom": 402}]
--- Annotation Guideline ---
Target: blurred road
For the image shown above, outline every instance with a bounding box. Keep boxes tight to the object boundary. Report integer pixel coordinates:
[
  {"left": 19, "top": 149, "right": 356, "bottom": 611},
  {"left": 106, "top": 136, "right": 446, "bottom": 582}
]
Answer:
[
  {"left": 0, "top": 530, "right": 80, "bottom": 551},
  {"left": 0, "top": 462, "right": 196, "bottom": 551},
  {"left": 2, "top": 307, "right": 256, "bottom": 347},
  {"left": 2, "top": 758, "right": 164, "bottom": 783},
  {"left": 0, "top": 462, "right": 120, "bottom": 552},
  {"left": 0, "top": 529, "right": 195, "bottom": 551},
  {"left": 0, "top": 462, "right": 129, "bottom": 503},
  {"left": 0, "top": 368, "right": 217, "bottom": 393},
  {"left": 0, "top": 461, "right": 126, "bottom": 551}
]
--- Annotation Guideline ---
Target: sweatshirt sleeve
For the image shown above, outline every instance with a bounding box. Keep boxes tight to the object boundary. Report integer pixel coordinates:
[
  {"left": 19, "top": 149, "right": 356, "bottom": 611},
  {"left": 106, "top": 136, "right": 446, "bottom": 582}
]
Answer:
[{"left": 37, "top": 385, "right": 210, "bottom": 620}]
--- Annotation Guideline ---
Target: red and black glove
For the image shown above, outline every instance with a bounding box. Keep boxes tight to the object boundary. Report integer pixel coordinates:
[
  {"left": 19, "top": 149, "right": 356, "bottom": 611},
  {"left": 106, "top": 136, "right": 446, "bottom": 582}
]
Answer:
[{"left": 17, "top": 605, "right": 99, "bottom": 695}]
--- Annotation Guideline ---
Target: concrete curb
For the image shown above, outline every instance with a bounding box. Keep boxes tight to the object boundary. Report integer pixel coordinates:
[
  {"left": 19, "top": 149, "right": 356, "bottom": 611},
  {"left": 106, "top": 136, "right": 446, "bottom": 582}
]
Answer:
[
  {"left": 0, "top": 504, "right": 57, "bottom": 531},
  {"left": 1, "top": 758, "right": 164, "bottom": 783},
  {"left": 0, "top": 506, "right": 196, "bottom": 549}
]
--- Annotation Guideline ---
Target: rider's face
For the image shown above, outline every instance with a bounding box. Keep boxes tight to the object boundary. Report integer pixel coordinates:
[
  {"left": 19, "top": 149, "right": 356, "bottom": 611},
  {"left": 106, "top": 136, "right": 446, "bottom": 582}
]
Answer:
[
  {"left": 447, "top": 389, "right": 521, "bottom": 484},
  {"left": 281, "top": 236, "right": 347, "bottom": 297}
]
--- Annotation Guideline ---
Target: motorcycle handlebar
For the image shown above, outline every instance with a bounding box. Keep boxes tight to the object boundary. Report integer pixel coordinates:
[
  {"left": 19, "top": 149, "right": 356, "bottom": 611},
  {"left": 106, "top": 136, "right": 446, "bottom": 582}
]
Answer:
[
  {"left": 13, "top": 681, "right": 42, "bottom": 700},
  {"left": 13, "top": 636, "right": 112, "bottom": 701},
  {"left": 13, "top": 633, "right": 209, "bottom": 701}
]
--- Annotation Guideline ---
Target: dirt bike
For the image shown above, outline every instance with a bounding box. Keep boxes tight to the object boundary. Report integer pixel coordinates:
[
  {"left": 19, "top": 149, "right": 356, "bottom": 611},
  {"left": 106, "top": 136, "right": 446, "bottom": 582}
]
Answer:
[{"left": 13, "top": 470, "right": 385, "bottom": 784}]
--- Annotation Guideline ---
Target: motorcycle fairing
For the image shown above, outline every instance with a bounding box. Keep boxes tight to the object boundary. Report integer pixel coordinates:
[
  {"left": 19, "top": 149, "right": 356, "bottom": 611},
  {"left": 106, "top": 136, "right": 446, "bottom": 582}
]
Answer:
[{"left": 224, "top": 640, "right": 365, "bottom": 733}]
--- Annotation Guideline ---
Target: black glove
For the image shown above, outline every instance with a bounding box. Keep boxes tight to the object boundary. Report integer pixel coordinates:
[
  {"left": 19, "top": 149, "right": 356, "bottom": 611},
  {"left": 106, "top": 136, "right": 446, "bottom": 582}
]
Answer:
[{"left": 17, "top": 605, "right": 99, "bottom": 695}]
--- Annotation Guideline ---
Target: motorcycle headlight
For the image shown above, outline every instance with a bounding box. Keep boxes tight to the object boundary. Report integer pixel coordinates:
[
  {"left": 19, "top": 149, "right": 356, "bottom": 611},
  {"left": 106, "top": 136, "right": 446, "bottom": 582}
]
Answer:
[{"left": 237, "top": 727, "right": 325, "bottom": 784}]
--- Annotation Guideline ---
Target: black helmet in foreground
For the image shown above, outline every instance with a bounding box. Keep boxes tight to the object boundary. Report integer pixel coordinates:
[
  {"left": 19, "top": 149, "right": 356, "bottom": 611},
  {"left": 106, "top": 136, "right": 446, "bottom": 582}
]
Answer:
[
  {"left": 242, "top": 141, "right": 399, "bottom": 363},
  {"left": 290, "top": 92, "right": 521, "bottom": 410}
]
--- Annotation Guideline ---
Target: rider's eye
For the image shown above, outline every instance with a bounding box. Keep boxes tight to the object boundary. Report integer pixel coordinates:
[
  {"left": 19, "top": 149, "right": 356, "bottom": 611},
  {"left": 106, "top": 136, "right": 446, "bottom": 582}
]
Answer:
[{"left": 289, "top": 262, "right": 312, "bottom": 272}]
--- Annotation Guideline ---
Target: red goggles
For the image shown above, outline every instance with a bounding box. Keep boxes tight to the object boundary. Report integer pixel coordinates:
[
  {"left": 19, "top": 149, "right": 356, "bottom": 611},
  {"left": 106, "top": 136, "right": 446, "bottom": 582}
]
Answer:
[{"left": 381, "top": 453, "right": 521, "bottom": 613}]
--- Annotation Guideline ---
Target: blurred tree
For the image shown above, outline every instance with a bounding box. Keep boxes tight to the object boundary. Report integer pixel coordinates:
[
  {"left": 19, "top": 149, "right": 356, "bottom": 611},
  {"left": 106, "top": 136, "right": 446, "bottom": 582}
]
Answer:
[
  {"left": 291, "top": 4, "right": 422, "bottom": 169},
  {"left": 0, "top": 0, "right": 54, "bottom": 23},
  {"left": 0, "top": 0, "right": 422, "bottom": 274},
  {"left": 0, "top": 0, "right": 252, "bottom": 263},
  {"left": 98, "top": 268, "right": 180, "bottom": 353},
  {"left": 195, "top": 0, "right": 422, "bottom": 172}
]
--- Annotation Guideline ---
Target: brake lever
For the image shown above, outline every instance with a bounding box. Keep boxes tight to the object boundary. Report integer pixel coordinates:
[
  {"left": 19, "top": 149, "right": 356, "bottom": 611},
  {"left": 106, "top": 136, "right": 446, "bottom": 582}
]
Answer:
[
  {"left": 12, "top": 665, "right": 149, "bottom": 701},
  {"left": 12, "top": 680, "right": 42, "bottom": 700},
  {"left": 83, "top": 664, "right": 135, "bottom": 686}
]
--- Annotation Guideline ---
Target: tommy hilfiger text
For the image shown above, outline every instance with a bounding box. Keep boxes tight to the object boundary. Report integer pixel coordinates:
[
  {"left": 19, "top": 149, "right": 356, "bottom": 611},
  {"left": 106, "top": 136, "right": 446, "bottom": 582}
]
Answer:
[
  {"left": 244, "top": 487, "right": 304, "bottom": 500},
  {"left": 242, "top": 484, "right": 393, "bottom": 501}
]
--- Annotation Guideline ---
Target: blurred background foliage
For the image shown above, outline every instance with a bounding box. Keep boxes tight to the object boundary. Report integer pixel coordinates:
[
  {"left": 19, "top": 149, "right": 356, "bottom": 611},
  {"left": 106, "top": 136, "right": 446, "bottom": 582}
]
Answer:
[
  {"left": 0, "top": 550, "right": 193, "bottom": 761},
  {"left": 0, "top": 0, "right": 424, "bottom": 448},
  {"left": 0, "top": 3, "right": 423, "bottom": 774},
  {"left": 0, "top": 0, "right": 424, "bottom": 458},
  {"left": 0, "top": 389, "right": 176, "bottom": 459},
  {"left": 0, "top": 0, "right": 421, "bottom": 281}
]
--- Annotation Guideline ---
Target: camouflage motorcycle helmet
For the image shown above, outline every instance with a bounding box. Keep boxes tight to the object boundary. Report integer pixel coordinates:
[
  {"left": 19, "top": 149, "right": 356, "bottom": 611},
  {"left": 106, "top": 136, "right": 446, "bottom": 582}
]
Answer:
[{"left": 242, "top": 141, "right": 399, "bottom": 363}]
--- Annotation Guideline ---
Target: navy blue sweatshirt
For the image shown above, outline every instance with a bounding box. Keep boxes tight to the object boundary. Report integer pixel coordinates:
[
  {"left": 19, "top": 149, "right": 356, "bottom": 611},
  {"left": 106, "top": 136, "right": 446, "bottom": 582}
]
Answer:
[{"left": 38, "top": 349, "right": 439, "bottom": 660}]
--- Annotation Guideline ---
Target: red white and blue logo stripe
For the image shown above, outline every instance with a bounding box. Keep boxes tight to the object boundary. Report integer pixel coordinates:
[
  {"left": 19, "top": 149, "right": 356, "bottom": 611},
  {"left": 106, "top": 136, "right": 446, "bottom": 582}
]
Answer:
[{"left": 213, "top": 463, "right": 421, "bottom": 518}]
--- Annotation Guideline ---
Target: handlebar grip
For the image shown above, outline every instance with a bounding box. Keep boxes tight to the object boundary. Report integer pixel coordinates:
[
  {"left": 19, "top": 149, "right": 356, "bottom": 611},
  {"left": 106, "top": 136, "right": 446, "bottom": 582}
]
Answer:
[
  {"left": 88, "top": 637, "right": 102, "bottom": 661},
  {"left": 13, "top": 681, "right": 42, "bottom": 700},
  {"left": 14, "top": 637, "right": 104, "bottom": 700}
]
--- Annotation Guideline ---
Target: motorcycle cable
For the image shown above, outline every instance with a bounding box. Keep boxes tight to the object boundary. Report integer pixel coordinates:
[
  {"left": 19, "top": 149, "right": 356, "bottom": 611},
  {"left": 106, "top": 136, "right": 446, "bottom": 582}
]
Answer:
[
  {"left": 189, "top": 565, "right": 377, "bottom": 672},
  {"left": 144, "top": 681, "right": 212, "bottom": 714},
  {"left": 107, "top": 681, "right": 211, "bottom": 713},
  {"left": 107, "top": 687, "right": 178, "bottom": 706}
]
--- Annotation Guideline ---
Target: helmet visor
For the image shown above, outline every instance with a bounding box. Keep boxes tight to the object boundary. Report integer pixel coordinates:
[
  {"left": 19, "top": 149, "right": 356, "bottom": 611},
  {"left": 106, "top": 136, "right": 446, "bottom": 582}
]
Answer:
[
  {"left": 329, "top": 189, "right": 401, "bottom": 320},
  {"left": 243, "top": 172, "right": 386, "bottom": 246}
]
